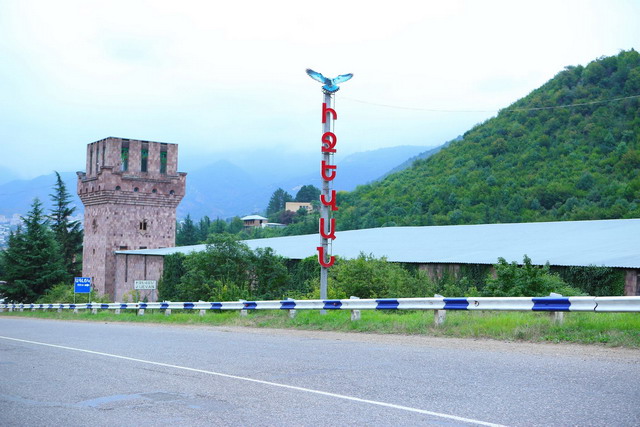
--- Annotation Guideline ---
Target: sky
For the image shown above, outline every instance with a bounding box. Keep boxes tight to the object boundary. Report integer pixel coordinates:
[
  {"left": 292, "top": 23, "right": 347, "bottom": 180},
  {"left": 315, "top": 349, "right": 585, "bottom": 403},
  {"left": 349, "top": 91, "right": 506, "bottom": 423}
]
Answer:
[{"left": 0, "top": 0, "right": 639, "bottom": 180}]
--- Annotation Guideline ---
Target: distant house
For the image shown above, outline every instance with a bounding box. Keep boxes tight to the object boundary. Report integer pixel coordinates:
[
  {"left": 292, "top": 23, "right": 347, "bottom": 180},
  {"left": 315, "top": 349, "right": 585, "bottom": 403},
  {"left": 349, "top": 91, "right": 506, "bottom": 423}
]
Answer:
[
  {"left": 285, "top": 202, "right": 313, "bottom": 213},
  {"left": 241, "top": 215, "right": 268, "bottom": 228}
]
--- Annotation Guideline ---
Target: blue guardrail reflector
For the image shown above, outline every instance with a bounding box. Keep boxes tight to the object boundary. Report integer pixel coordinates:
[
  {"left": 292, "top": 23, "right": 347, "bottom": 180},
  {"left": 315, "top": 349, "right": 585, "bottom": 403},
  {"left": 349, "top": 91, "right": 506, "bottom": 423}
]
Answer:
[
  {"left": 443, "top": 298, "right": 470, "bottom": 310},
  {"left": 280, "top": 300, "right": 296, "bottom": 310},
  {"left": 244, "top": 302, "right": 258, "bottom": 310},
  {"left": 532, "top": 297, "right": 570, "bottom": 311},
  {"left": 323, "top": 300, "right": 342, "bottom": 310},
  {"left": 376, "top": 299, "right": 399, "bottom": 309}
]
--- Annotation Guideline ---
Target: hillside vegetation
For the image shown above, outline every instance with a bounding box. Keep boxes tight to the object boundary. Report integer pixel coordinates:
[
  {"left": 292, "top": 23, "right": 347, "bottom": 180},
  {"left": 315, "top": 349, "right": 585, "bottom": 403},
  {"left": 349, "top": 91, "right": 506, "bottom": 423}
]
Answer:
[{"left": 336, "top": 50, "right": 640, "bottom": 229}]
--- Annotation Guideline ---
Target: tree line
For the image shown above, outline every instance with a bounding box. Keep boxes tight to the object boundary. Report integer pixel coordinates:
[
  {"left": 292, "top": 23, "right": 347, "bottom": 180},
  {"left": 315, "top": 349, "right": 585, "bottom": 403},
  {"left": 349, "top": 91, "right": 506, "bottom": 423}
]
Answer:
[
  {"left": 0, "top": 173, "right": 83, "bottom": 302},
  {"left": 161, "top": 235, "right": 623, "bottom": 303},
  {"left": 176, "top": 184, "right": 322, "bottom": 245}
]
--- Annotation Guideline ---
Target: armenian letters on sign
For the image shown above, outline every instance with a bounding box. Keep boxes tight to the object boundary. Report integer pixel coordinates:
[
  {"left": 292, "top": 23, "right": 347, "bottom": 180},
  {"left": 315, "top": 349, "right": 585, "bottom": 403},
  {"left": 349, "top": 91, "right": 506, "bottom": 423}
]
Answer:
[{"left": 317, "top": 102, "right": 338, "bottom": 268}]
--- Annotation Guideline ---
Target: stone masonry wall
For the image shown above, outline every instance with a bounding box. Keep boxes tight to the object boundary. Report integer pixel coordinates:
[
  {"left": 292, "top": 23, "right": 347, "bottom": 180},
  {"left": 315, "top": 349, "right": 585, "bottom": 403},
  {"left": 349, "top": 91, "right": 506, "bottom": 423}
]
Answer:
[{"left": 78, "top": 137, "right": 185, "bottom": 300}]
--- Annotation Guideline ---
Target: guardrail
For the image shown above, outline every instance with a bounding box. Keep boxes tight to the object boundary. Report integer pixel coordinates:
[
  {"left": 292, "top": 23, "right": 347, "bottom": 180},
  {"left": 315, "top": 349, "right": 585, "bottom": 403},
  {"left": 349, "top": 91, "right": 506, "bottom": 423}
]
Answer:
[{"left": 2, "top": 296, "right": 639, "bottom": 313}]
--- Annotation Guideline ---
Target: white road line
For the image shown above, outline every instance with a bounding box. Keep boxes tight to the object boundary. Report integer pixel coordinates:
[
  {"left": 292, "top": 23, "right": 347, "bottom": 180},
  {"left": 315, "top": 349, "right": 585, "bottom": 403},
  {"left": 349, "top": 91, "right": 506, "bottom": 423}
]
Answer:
[{"left": 0, "top": 335, "right": 506, "bottom": 427}]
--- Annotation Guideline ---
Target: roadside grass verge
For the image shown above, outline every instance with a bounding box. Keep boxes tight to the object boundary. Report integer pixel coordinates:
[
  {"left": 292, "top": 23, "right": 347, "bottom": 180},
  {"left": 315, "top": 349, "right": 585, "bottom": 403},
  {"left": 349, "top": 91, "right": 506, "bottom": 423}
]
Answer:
[{"left": 1, "top": 309, "right": 638, "bottom": 348}]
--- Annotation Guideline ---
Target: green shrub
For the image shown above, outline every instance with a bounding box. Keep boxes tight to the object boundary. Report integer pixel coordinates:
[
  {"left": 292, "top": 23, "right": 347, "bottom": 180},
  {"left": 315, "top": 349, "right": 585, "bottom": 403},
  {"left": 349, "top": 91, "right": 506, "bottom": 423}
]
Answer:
[
  {"left": 483, "top": 255, "right": 585, "bottom": 297},
  {"left": 554, "top": 265, "right": 625, "bottom": 296},
  {"left": 37, "top": 283, "right": 110, "bottom": 303}
]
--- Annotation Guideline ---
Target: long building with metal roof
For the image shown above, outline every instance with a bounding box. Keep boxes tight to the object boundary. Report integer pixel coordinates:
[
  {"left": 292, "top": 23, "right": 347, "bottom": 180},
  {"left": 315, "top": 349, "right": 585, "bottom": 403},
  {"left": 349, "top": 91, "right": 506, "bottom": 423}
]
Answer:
[{"left": 114, "top": 218, "right": 640, "bottom": 300}]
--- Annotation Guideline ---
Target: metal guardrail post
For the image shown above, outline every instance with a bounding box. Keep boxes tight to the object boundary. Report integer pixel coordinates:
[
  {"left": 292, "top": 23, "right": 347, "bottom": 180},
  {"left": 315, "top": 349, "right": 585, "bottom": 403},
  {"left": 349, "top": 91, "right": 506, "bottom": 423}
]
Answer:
[
  {"left": 350, "top": 296, "right": 361, "bottom": 321},
  {"left": 287, "top": 298, "right": 297, "bottom": 319},
  {"left": 549, "top": 293, "right": 564, "bottom": 324},
  {"left": 434, "top": 294, "right": 446, "bottom": 326},
  {"left": 239, "top": 300, "right": 248, "bottom": 317}
]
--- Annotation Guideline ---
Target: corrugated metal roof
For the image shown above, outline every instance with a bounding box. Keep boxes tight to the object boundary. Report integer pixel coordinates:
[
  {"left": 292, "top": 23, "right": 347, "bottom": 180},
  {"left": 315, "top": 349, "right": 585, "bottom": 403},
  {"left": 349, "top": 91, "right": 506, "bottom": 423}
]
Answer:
[
  {"left": 241, "top": 215, "right": 268, "bottom": 221},
  {"left": 115, "top": 219, "right": 640, "bottom": 269}
]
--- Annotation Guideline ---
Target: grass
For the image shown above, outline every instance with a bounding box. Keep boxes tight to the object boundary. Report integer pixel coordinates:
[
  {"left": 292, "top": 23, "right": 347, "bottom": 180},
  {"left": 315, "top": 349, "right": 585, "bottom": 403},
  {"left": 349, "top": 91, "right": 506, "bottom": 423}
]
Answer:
[{"left": 1, "top": 308, "right": 639, "bottom": 348}]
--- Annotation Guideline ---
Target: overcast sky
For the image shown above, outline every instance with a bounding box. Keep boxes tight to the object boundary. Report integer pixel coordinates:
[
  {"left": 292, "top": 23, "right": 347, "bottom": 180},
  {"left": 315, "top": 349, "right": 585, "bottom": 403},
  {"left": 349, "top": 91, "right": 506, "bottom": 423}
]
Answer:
[{"left": 1, "top": 0, "right": 638, "bottom": 180}]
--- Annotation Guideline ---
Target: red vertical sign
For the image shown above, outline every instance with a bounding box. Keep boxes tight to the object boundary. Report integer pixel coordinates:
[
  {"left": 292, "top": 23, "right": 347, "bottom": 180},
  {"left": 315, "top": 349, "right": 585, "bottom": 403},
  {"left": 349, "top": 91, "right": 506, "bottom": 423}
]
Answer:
[{"left": 317, "top": 101, "right": 338, "bottom": 268}]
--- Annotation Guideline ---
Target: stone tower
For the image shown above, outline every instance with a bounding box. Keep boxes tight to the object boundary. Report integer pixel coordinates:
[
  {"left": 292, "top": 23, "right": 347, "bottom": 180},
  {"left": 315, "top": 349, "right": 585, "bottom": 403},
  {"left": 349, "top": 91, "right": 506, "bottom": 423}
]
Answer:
[{"left": 77, "top": 137, "right": 186, "bottom": 300}]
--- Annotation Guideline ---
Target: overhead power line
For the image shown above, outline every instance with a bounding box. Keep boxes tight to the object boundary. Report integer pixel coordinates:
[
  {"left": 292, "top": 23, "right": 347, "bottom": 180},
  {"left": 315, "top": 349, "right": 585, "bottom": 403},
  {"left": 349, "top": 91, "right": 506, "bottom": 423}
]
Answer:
[{"left": 342, "top": 94, "right": 640, "bottom": 114}]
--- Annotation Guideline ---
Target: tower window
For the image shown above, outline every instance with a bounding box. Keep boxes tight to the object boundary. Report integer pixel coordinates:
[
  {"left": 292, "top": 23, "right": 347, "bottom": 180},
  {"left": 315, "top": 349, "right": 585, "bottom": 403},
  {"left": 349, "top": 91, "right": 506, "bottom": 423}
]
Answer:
[
  {"left": 140, "top": 220, "right": 148, "bottom": 231},
  {"left": 134, "top": 187, "right": 139, "bottom": 192},
  {"left": 141, "top": 143, "right": 149, "bottom": 173},
  {"left": 160, "top": 149, "right": 167, "bottom": 174},
  {"left": 121, "top": 141, "right": 129, "bottom": 172},
  {"left": 115, "top": 185, "right": 121, "bottom": 191}
]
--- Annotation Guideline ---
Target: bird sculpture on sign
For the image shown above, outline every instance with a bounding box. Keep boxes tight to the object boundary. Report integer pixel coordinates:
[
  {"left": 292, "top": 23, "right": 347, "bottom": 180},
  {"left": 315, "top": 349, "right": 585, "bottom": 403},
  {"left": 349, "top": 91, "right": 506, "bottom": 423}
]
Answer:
[{"left": 306, "top": 68, "right": 353, "bottom": 93}]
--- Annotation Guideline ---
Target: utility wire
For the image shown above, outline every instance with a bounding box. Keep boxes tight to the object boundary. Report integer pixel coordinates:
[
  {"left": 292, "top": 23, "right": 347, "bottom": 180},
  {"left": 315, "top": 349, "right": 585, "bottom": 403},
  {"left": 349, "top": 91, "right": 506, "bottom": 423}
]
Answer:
[{"left": 341, "top": 94, "right": 640, "bottom": 114}]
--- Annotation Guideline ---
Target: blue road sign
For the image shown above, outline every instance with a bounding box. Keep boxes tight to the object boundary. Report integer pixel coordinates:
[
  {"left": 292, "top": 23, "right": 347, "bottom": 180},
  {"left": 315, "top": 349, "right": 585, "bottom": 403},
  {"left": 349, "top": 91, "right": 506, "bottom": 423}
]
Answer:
[{"left": 74, "top": 277, "right": 92, "bottom": 294}]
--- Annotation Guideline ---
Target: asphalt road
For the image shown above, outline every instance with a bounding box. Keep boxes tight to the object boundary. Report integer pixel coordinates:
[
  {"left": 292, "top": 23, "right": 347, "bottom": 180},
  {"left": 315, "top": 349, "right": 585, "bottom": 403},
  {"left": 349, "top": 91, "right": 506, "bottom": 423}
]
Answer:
[{"left": 0, "top": 317, "right": 638, "bottom": 426}]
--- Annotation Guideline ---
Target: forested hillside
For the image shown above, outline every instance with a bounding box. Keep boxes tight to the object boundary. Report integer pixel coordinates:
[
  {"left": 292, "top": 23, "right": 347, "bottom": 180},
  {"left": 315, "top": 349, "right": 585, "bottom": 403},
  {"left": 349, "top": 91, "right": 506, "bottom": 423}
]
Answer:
[{"left": 336, "top": 50, "right": 640, "bottom": 229}]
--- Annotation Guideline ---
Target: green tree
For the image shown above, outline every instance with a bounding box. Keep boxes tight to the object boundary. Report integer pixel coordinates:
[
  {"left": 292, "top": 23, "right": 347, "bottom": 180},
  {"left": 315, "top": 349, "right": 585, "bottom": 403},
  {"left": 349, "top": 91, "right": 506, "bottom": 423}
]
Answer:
[
  {"left": 483, "top": 255, "right": 584, "bottom": 297},
  {"left": 49, "top": 171, "right": 83, "bottom": 278},
  {"left": 295, "top": 185, "right": 321, "bottom": 202},
  {"left": 197, "top": 216, "right": 212, "bottom": 242},
  {"left": 159, "top": 252, "right": 186, "bottom": 300},
  {"left": 173, "top": 234, "right": 254, "bottom": 301},
  {"left": 0, "top": 199, "right": 68, "bottom": 302},
  {"left": 266, "top": 188, "right": 293, "bottom": 217},
  {"left": 251, "top": 247, "right": 291, "bottom": 299},
  {"left": 228, "top": 217, "right": 244, "bottom": 234},
  {"left": 176, "top": 214, "right": 199, "bottom": 246},
  {"left": 209, "top": 218, "right": 228, "bottom": 234},
  {"left": 330, "top": 253, "right": 424, "bottom": 299}
]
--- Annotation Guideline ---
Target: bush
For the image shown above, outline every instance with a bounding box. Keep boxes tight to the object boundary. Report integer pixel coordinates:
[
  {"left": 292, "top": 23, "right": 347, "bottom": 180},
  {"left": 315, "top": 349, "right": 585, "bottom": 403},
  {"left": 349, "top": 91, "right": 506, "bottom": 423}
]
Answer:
[
  {"left": 483, "top": 255, "right": 585, "bottom": 297},
  {"left": 37, "top": 283, "right": 110, "bottom": 303},
  {"left": 329, "top": 253, "right": 429, "bottom": 299},
  {"left": 159, "top": 253, "right": 186, "bottom": 300},
  {"left": 554, "top": 265, "right": 625, "bottom": 296}
]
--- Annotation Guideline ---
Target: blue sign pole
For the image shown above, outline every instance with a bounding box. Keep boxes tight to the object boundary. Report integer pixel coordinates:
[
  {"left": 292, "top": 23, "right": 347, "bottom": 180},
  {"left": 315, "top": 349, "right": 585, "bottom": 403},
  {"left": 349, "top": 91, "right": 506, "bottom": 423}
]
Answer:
[{"left": 74, "top": 277, "right": 92, "bottom": 304}]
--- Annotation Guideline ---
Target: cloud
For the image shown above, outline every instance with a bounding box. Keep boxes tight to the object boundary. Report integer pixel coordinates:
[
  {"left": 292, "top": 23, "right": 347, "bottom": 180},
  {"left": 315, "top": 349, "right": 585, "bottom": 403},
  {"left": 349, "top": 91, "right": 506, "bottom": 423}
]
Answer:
[{"left": 0, "top": 0, "right": 638, "bottom": 178}]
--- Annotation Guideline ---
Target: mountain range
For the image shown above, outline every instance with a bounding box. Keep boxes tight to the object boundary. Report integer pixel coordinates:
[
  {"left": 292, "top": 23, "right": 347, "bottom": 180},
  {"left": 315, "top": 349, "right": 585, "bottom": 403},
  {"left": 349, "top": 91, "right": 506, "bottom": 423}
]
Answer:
[
  {"left": 8, "top": 50, "right": 635, "bottom": 228},
  {"left": 0, "top": 145, "right": 440, "bottom": 220}
]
